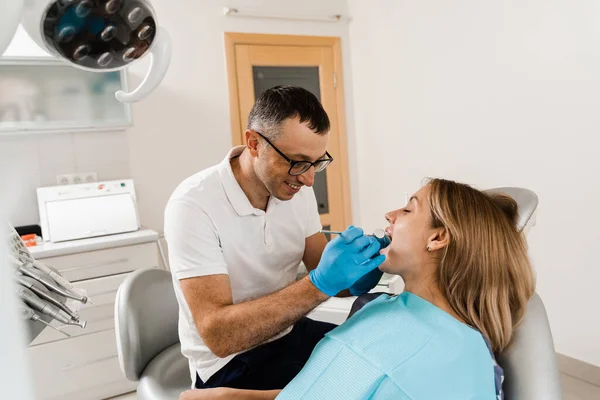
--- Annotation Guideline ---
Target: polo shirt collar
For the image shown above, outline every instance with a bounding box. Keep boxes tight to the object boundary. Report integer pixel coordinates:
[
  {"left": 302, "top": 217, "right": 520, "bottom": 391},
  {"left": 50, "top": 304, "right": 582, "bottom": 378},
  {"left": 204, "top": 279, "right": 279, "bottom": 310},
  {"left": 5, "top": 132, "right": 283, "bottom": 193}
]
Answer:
[{"left": 218, "top": 146, "right": 281, "bottom": 216}]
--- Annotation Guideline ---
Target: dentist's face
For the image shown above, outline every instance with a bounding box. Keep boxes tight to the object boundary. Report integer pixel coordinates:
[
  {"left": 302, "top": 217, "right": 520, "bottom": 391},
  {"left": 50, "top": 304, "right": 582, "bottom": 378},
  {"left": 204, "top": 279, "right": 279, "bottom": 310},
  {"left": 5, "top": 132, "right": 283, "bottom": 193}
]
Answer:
[
  {"left": 253, "top": 118, "right": 330, "bottom": 201},
  {"left": 379, "top": 185, "right": 434, "bottom": 275}
]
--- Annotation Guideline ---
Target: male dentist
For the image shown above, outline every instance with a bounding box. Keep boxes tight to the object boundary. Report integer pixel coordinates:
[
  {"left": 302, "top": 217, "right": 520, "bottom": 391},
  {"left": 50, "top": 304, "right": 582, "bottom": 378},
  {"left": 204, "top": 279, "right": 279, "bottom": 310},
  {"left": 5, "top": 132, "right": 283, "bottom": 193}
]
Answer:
[{"left": 165, "top": 86, "right": 385, "bottom": 390}]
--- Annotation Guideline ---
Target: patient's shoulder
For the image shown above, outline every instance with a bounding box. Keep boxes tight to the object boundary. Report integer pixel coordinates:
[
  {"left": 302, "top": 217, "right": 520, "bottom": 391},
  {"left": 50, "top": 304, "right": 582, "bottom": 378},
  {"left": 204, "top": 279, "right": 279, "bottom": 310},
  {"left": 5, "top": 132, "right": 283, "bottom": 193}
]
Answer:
[
  {"left": 328, "top": 293, "right": 492, "bottom": 371},
  {"left": 326, "top": 293, "right": 438, "bottom": 370}
]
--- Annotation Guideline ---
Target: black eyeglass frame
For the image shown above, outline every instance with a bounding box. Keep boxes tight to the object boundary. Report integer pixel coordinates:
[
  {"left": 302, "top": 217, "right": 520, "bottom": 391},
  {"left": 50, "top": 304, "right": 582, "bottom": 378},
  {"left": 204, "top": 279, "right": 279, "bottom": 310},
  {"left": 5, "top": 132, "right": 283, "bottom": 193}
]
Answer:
[{"left": 254, "top": 131, "right": 334, "bottom": 176}]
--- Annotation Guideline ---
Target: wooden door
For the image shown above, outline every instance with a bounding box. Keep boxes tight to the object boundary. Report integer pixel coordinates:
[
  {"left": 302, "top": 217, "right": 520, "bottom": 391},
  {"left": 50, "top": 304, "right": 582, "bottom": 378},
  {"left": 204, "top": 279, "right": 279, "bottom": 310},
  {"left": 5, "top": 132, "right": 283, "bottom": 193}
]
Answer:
[{"left": 225, "top": 33, "right": 352, "bottom": 232}]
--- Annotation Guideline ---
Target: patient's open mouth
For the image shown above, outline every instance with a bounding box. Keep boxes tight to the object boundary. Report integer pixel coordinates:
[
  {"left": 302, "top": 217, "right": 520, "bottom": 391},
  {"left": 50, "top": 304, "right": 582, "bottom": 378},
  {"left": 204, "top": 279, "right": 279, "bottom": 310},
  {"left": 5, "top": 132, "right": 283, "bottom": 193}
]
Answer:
[{"left": 380, "top": 229, "right": 392, "bottom": 256}]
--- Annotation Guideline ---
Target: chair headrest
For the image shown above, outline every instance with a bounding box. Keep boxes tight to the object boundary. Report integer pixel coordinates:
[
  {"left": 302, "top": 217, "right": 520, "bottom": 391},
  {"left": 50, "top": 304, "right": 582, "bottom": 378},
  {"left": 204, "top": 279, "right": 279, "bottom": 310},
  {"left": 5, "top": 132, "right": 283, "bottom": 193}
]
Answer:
[
  {"left": 114, "top": 268, "right": 180, "bottom": 381},
  {"left": 484, "top": 187, "right": 539, "bottom": 233}
]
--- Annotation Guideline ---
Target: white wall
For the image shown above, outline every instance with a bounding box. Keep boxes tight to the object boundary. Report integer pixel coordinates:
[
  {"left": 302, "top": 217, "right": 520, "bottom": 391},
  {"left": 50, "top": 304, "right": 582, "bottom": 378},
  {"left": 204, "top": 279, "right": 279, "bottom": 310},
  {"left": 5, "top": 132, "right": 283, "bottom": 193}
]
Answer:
[
  {"left": 347, "top": 0, "right": 600, "bottom": 366},
  {"left": 125, "top": 0, "right": 359, "bottom": 232},
  {"left": 1, "top": 27, "right": 130, "bottom": 227},
  {"left": 0, "top": 132, "right": 130, "bottom": 227},
  {"left": 1, "top": 0, "right": 357, "bottom": 230}
]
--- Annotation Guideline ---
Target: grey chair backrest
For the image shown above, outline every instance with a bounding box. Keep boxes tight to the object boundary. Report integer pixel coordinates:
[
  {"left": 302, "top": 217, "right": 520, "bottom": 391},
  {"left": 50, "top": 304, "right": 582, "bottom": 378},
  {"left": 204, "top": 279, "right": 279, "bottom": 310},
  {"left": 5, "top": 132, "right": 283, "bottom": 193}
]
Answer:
[
  {"left": 115, "top": 268, "right": 180, "bottom": 381},
  {"left": 498, "top": 293, "right": 562, "bottom": 399},
  {"left": 484, "top": 187, "right": 539, "bottom": 234},
  {"left": 484, "top": 187, "right": 562, "bottom": 399}
]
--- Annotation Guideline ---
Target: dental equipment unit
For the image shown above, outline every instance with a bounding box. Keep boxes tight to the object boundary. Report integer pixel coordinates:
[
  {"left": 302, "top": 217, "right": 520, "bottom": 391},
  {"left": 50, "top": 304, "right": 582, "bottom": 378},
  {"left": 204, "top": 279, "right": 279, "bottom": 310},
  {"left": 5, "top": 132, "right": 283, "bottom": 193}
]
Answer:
[{"left": 6, "top": 223, "right": 90, "bottom": 340}]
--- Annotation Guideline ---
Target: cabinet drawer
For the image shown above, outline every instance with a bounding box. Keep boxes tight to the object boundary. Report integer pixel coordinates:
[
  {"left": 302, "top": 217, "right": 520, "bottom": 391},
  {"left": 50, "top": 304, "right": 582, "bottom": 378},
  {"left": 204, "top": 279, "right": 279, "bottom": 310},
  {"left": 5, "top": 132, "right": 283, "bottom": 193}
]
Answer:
[
  {"left": 38, "top": 242, "right": 158, "bottom": 282},
  {"left": 28, "top": 329, "right": 127, "bottom": 400},
  {"left": 30, "top": 272, "right": 140, "bottom": 345},
  {"left": 56, "top": 379, "right": 136, "bottom": 400}
]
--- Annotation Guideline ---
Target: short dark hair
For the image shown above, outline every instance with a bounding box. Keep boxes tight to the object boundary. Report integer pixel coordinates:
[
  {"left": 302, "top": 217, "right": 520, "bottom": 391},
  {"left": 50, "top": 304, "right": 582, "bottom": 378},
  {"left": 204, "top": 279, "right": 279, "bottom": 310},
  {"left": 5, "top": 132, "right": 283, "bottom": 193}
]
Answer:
[{"left": 247, "top": 85, "right": 330, "bottom": 140}]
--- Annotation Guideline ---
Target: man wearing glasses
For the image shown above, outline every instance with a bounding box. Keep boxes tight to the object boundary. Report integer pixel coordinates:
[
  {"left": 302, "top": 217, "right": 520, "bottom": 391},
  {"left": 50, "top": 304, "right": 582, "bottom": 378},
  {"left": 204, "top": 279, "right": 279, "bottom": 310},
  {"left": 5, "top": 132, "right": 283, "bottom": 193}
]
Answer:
[{"left": 165, "top": 86, "right": 385, "bottom": 391}]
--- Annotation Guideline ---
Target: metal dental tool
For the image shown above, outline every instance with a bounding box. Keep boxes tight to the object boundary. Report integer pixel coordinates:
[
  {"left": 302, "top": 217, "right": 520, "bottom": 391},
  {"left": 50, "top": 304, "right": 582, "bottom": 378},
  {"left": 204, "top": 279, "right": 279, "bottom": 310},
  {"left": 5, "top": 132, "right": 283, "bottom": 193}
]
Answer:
[
  {"left": 17, "top": 302, "right": 71, "bottom": 338},
  {"left": 16, "top": 263, "right": 88, "bottom": 304},
  {"left": 17, "top": 287, "right": 87, "bottom": 329},
  {"left": 16, "top": 276, "right": 80, "bottom": 321},
  {"left": 372, "top": 228, "right": 392, "bottom": 249},
  {"left": 17, "top": 250, "right": 90, "bottom": 300},
  {"left": 319, "top": 230, "right": 344, "bottom": 235},
  {"left": 320, "top": 229, "right": 392, "bottom": 249}
]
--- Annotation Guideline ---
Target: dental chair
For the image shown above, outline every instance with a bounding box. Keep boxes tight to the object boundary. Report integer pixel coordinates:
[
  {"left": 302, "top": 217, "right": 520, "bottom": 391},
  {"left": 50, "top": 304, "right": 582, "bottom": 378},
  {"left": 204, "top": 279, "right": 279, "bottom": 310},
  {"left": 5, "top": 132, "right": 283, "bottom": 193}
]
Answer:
[
  {"left": 115, "top": 268, "right": 191, "bottom": 400},
  {"left": 115, "top": 187, "right": 562, "bottom": 400},
  {"left": 348, "top": 187, "right": 563, "bottom": 400}
]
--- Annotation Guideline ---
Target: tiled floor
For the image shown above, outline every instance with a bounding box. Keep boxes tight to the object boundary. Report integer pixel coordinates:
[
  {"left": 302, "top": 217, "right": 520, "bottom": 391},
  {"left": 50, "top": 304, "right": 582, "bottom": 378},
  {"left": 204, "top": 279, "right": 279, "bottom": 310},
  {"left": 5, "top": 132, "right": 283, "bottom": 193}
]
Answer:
[
  {"left": 108, "top": 374, "right": 600, "bottom": 400},
  {"left": 561, "top": 374, "right": 600, "bottom": 400}
]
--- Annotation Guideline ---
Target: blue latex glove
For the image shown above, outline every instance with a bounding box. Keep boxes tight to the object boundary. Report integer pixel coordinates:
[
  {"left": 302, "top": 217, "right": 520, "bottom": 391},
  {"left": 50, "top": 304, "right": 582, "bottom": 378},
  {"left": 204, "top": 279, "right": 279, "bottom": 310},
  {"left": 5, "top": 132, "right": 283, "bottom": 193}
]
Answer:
[
  {"left": 309, "top": 226, "right": 386, "bottom": 296},
  {"left": 348, "top": 267, "right": 384, "bottom": 296},
  {"left": 348, "top": 233, "right": 391, "bottom": 295}
]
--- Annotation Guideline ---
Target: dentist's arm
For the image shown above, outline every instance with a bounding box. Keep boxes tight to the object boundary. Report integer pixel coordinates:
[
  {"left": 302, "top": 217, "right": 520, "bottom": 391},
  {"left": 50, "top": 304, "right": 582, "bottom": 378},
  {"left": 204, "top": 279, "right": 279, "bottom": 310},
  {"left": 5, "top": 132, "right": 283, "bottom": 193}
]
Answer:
[
  {"left": 180, "top": 388, "right": 281, "bottom": 400},
  {"left": 302, "top": 232, "right": 327, "bottom": 271},
  {"left": 176, "top": 216, "right": 383, "bottom": 359},
  {"left": 180, "top": 273, "right": 328, "bottom": 358}
]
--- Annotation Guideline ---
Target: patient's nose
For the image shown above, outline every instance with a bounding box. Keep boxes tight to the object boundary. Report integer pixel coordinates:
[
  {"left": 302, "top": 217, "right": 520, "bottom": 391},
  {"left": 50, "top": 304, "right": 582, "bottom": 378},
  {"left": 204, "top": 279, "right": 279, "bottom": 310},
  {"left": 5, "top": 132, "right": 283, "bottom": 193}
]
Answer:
[{"left": 385, "top": 211, "right": 395, "bottom": 224}]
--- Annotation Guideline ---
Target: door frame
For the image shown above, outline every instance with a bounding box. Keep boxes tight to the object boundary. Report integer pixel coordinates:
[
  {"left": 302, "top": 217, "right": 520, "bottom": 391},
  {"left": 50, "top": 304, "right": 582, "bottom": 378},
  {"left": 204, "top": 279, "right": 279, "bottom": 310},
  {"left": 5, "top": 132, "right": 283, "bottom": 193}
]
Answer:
[{"left": 224, "top": 32, "right": 353, "bottom": 227}]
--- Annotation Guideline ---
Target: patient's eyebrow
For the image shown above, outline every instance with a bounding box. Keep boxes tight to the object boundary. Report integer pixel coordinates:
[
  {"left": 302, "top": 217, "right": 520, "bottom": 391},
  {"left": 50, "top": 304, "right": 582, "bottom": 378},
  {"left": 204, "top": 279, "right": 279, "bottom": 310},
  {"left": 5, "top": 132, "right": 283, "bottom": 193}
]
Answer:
[{"left": 409, "top": 196, "right": 419, "bottom": 204}]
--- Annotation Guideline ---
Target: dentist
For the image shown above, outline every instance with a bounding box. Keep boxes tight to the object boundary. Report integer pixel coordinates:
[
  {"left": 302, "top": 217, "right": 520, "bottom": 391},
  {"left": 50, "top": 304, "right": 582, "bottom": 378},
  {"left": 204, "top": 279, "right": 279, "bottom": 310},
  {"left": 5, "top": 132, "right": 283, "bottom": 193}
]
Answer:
[{"left": 164, "top": 86, "right": 385, "bottom": 391}]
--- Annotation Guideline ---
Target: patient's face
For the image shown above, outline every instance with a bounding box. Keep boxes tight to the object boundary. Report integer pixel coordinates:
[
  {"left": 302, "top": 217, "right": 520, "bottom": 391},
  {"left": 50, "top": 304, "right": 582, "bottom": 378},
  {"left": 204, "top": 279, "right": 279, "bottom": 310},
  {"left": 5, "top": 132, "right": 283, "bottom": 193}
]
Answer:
[{"left": 379, "top": 185, "right": 434, "bottom": 275}]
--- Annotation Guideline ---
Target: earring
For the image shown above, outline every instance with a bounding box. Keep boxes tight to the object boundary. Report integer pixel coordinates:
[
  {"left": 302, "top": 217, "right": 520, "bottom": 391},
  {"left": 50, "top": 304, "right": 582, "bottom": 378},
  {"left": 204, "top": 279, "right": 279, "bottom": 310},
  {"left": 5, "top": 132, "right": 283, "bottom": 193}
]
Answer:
[{"left": 426, "top": 246, "right": 431, "bottom": 252}]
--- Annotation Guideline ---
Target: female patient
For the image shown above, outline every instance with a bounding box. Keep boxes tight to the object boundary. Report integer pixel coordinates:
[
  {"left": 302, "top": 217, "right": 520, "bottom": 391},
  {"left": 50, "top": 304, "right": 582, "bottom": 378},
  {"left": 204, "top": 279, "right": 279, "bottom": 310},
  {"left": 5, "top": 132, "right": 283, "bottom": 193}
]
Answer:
[{"left": 181, "top": 178, "right": 536, "bottom": 399}]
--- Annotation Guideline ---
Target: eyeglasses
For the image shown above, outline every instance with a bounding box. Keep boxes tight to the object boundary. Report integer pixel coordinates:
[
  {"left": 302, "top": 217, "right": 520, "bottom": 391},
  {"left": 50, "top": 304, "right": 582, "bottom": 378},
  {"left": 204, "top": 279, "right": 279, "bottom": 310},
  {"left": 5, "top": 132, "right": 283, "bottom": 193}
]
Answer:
[{"left": 254, "top": 131, "right": 334, "bottom": 176}]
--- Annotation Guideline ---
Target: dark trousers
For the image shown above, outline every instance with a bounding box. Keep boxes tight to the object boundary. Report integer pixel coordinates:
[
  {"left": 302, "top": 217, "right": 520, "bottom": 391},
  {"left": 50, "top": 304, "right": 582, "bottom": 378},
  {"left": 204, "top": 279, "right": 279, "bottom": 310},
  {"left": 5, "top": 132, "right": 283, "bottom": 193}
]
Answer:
[{"left": 195, "top": 317, "right": 337, "bottom": 390}]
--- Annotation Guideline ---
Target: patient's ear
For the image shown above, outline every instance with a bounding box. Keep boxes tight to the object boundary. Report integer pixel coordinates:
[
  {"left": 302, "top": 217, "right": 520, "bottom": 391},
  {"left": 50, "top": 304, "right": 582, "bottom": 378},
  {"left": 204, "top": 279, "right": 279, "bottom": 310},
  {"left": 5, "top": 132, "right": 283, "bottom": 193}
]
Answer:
[{"left": 426, "top": 227, "right": 450, "bottom": 252}]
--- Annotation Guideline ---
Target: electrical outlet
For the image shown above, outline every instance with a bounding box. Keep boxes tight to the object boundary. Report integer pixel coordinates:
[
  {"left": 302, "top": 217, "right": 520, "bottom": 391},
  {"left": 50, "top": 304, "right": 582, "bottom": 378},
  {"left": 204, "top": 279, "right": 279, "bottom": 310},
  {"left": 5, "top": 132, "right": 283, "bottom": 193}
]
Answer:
[
  {"left": 56, "top": 174, "right": 72, "bottom": 185},
  {"left": 56, "top": 172, "right": 97, "bottom": 186},
  {"left": 83, "top": 172, "right": 97, "bottom": 183}
]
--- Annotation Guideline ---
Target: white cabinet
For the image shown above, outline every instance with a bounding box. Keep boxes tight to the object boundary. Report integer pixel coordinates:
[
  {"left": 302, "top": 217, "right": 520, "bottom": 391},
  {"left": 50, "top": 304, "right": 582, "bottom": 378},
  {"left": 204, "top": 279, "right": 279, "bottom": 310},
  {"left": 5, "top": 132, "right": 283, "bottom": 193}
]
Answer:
[
  {"left": 0, "top": 58, "right": 132, "bottom": 135},
  {"left": 29, "top": 329, "right": 136, "bottom": 400},
  {"left": 39, "top": 242, "right": 157, "bottom": 283},
  {"left": 28, "top": 230, "right": 160, "bottom": 400}
]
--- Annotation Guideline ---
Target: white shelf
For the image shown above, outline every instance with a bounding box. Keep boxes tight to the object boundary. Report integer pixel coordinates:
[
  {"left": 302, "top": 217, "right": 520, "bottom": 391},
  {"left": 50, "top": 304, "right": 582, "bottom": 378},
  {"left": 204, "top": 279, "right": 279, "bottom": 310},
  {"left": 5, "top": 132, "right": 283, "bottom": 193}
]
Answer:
[
  {"left": 0, "top": 57, "right": 132, "bottom": 135},
  {"left": 30, "top": 229, "right": 159, "bottom": 259}
]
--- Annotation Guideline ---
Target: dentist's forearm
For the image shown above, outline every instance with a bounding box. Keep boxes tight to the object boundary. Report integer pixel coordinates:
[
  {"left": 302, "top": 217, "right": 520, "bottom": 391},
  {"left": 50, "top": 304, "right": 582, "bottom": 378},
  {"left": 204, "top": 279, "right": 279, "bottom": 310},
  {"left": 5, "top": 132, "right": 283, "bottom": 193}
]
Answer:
[
  {"left": 228, "top": 389, "right": 281, "bottom": 399},
  {"left": 200, "top": 276, "right": 329, "bottom": 358},
  {"left": 180, "top": 388, "right": 281, "bottom": 400}
]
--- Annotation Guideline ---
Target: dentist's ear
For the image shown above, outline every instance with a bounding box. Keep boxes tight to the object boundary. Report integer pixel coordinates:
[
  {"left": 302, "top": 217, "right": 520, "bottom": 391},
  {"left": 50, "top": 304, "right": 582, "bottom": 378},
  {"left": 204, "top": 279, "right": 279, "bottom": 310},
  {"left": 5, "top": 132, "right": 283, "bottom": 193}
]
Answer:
[
  {"left": 426, "top": 228, "right": 450, "bottom": 252},
  {"left": 245, "top": 130, "right": 260, "bottom": 156}
]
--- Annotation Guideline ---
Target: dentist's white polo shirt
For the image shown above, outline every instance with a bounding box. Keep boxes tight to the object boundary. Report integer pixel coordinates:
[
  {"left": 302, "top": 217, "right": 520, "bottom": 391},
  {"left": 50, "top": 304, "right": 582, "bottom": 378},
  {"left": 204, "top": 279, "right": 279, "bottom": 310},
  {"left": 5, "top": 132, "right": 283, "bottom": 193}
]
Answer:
[{"left": 164, "top": 146, "right": 322, "bottom": 385}]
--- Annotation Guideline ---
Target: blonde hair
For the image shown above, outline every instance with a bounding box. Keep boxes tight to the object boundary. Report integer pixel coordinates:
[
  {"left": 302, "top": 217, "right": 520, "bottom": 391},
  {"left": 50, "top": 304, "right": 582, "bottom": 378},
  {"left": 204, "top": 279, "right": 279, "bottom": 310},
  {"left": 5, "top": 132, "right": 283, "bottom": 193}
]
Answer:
[{"left": 427, "top": 178, "right": 536, "bottom": 352}]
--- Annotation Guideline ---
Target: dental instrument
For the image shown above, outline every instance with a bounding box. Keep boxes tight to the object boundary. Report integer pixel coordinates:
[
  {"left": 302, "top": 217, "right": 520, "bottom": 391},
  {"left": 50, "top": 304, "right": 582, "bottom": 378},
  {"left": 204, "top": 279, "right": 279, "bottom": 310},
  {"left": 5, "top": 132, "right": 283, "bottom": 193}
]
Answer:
[
  {"left": 17, "top": 250, "right": 91, "bottom": 303},
  {"left": 16, "top": 276, "right": 80, "bottom": 321},
  {"left": 17, "top": 302, "right": 71, "bottom": 338},
  {"left": 16, "top": 263, "right": 88, "bottom": 304},
  {"left": 10, "top": 227, "right": 95, "bottom": 305},
  {"left": 17, "top": 287, "right": 87, "bottom": 328},
  {"left": 320, "top": 229, "right": 392, "bottom": 249}
]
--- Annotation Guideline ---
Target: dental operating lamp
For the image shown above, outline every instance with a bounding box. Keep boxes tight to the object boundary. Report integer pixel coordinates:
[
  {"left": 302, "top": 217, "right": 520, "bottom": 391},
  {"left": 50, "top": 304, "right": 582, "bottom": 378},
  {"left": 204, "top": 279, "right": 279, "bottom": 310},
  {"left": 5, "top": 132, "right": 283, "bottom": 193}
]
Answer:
[{"left": 0, "top": 0, "right": 172, "bottom": 103}]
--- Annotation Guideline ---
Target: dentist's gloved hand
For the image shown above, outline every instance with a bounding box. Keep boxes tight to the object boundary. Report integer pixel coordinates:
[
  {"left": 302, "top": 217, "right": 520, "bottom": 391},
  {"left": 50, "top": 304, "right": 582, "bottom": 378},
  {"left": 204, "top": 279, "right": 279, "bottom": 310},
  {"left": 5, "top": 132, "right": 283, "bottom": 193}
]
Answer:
[
  {"left": 309, "top": 226, "right": 386, "bottom": 297},
  {"left": 348, "top": 267, "right": 384, "bottom": 296}
]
